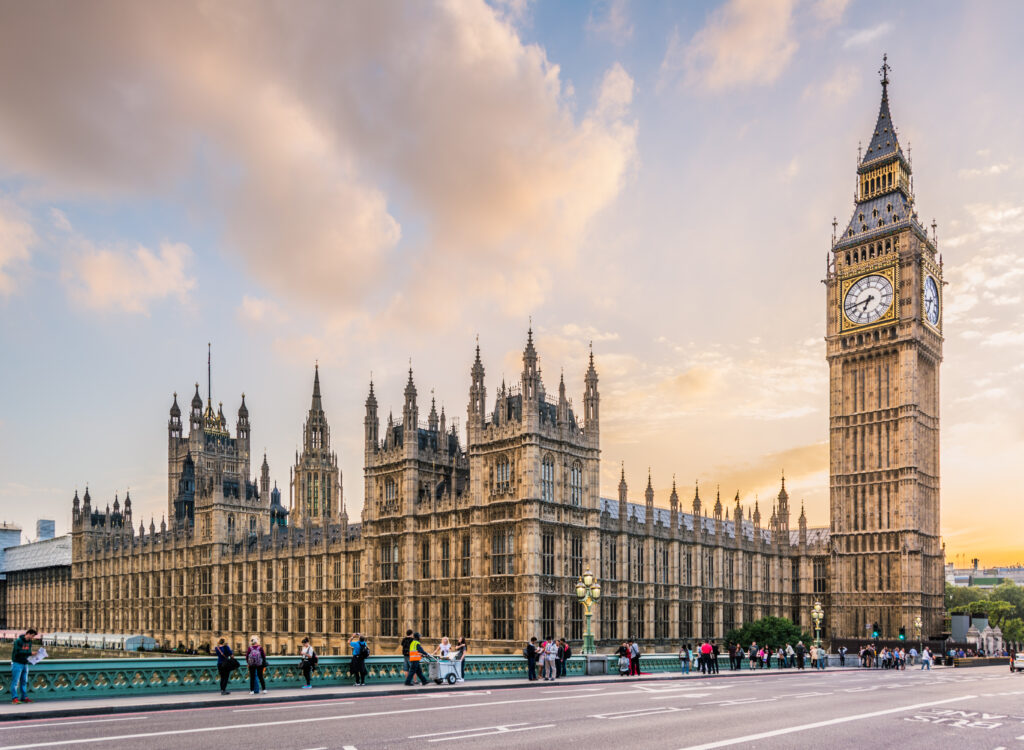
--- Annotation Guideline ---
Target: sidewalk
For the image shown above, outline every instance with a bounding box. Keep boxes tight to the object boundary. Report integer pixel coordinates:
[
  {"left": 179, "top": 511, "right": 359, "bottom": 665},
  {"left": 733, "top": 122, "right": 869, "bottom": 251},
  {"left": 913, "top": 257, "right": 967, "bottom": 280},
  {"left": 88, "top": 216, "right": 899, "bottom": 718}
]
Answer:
[{"left": 1, "top": 665, "right": 884, "bottom": 722}]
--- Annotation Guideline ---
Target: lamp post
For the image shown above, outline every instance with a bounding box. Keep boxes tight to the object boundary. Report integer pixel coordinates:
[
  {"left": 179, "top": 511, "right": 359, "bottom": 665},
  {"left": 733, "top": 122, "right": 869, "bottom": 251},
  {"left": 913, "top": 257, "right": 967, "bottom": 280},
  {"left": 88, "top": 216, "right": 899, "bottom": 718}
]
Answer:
[
  {"left": 811, "top": 601, "right": 824, "bottom": 649},
  {"left": 914, "top": 615, "right": 922, "bottom": 654},
  {"left": 575, "top": 568, "right": 601, "bottom": 655}
]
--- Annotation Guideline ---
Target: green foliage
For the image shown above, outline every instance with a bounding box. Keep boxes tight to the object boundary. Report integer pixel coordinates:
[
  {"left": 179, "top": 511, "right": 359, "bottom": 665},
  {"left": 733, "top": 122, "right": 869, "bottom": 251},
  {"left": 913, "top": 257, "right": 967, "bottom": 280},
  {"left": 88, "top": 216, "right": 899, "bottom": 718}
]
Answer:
[
  {"left": 945, "top": 582, "right": 987, "bottom": 610},
  {"left": 1003, "top": 618, "right": 1024, "bottom": 643},
  {"left": 945, "top": 581, "right": 1024, "bottom": 626},
  {"left": 991, "top": 582, "right": 1024, "bottom": 619},
  {"left": 724, "top": 616, "right": 811, "bottom": 650}
]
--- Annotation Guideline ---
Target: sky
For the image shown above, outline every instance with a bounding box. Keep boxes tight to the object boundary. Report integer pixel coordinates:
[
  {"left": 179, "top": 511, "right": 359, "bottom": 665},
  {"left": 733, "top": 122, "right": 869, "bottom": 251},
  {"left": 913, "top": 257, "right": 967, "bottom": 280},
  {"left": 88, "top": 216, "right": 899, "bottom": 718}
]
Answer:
[{"left": 1, "top": 0, "right": 1022, "bottom": 565}]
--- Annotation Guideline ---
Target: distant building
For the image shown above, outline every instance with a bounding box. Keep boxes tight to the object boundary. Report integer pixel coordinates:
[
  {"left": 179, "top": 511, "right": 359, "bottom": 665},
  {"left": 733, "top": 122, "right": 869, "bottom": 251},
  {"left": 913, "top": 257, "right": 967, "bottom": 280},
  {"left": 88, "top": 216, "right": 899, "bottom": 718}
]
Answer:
[
  {"left": 0, "top": 522, "right": 23, "bottom": 628},
  {"left": 3, "top": 535, "right": 72, "bottom": 631},
  {"left": 36, "top": 520, "right": 55, "bottom": 541},
  {"left": 945, "top": 562, "right": 1024, "bottom": 588}
]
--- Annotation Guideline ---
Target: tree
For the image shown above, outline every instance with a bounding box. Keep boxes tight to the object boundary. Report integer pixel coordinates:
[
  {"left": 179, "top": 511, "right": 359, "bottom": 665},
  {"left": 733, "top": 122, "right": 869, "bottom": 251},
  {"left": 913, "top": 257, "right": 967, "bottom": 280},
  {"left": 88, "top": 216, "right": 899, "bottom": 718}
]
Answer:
[
  {"left": 985, "top": 601, "right": 1015, "bottom": 627},
  {"left": 724, "top": 616, "right": 811, "bottom": 650},
  {"left": 945, "top": 583, "right": 987, "bottom": 611},
  {"left": 990, "top": 582, "right": 1024, "bottom": 620},
  {"left": 1002, "top": 617, "right": 1024, "bottom": 643}
]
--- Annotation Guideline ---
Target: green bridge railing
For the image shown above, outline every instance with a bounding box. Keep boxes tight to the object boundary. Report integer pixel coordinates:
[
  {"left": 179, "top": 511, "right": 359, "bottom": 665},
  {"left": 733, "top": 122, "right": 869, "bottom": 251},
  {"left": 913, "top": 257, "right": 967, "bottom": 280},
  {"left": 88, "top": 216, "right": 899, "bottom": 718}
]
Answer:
[{"left": 1, "top": 653, "right": 805, "bottom": 701}]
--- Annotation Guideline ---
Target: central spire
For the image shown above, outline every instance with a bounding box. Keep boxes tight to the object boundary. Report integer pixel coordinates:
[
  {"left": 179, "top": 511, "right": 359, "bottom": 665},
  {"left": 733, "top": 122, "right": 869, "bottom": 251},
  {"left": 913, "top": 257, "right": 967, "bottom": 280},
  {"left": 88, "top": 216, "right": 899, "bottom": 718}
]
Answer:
[{"left": 311, "top": 362, "right": 322, "bottom": 411}]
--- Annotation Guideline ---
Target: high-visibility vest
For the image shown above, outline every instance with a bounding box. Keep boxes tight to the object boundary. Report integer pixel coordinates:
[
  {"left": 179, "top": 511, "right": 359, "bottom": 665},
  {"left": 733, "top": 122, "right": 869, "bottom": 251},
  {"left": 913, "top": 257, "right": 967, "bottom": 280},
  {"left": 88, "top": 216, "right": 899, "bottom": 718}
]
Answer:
[{"left": 409, "top": 640, "right": 422, "bottom": 661}]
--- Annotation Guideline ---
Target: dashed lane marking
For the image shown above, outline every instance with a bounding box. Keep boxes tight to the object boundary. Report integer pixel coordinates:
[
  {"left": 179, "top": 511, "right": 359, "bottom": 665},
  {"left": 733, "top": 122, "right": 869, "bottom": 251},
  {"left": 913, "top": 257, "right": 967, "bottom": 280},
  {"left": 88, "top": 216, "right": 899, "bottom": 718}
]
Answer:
[
  {"left": 0, "top": 718, "right": 149, "bottom": 731},
  {"left": 590, "top": 707, "right": 690, "bottom": 720},
  {"left": 409, "top": 723, "right": 556, "bottom": 742}
]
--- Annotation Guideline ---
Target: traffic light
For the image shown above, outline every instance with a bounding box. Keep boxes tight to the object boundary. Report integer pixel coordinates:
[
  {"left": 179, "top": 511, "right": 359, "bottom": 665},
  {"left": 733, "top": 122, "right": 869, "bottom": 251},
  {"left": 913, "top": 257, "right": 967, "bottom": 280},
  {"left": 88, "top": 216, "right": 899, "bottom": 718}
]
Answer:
[
  {"left": 899, "top": 626, "right": 906, "bottom": 641},
  {"left": 872, "top": 622, "right": 880, "bottom": 639}
]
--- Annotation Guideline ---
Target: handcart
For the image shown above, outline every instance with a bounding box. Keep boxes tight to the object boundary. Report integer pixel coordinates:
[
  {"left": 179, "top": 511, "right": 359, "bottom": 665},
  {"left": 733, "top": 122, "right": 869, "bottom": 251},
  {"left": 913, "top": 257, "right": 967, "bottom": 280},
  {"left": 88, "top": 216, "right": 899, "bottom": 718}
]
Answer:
[{"left": 426, "top": 656, "right": 461, "bottom": 685}]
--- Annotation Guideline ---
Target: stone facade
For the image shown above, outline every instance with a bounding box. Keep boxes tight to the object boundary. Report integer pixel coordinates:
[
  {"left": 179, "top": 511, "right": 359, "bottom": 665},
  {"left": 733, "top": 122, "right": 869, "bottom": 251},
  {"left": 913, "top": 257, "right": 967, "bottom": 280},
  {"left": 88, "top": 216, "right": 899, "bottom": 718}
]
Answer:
[
  {"left": 6, "top": 60, "right": 944, "bottom": 654},
  {"left": 825, "top": 61, "right": 945, "bottom": 639}
]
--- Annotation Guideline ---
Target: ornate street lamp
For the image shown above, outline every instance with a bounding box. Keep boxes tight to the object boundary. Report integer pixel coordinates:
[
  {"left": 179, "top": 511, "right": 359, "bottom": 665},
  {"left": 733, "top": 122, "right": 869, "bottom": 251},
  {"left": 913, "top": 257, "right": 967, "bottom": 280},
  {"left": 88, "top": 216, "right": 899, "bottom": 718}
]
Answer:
[
  {"left": 914, "top": 615, "right": 922, "bottom": 653},
  {"left": 811, "top": 601, "right": 824, "bottom": 649},
  {"left": 576, "top": 568, "right": 601, "bottom": 655}
]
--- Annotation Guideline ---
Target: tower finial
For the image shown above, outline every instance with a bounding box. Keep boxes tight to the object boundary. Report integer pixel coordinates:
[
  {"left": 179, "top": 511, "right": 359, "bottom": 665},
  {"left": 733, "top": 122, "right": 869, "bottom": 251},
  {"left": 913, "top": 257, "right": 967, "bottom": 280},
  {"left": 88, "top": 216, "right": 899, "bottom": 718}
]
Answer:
[
  {"left": 207, "top": 342, "right": 212, "bottom": 404},
  {"left": 880, "top": 52, "right": 890, "bottom": 93}
]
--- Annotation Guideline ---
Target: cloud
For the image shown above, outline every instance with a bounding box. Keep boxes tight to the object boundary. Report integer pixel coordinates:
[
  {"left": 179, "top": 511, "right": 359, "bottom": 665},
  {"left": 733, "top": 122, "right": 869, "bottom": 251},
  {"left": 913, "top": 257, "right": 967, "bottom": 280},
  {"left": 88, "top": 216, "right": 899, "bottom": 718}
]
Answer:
[
  {"left": 587, "top": 0, "right": 634, "bottom": 44},
  {"left": 49, "top": 207, "right": 72, "bottom": 232},
  {"left": 710, "top": 440, "right": 828, "bottom": 502},
  {"left": 0, "top": 201, "right": 36, "bottom": 295},
  {"left": 661, "top": 0, "right": 799, "bottom": 92},
  {"left": 842, "top": 22, "right": 892, "bottom": 49},
  {"left": 803, "top": 64, "right": 859, "bottom": 105},
  {"left": 958, "top": 163, "right": 1010, "bottom": 178},
  {"left": 238, "top": 295, "right": 287, "bottom": 325},
  {"left": 66, "top": 240, "right": 195, "bottom": 314},
  {"left": 0, "top": 1, "right": 637, "bottom": 328}
]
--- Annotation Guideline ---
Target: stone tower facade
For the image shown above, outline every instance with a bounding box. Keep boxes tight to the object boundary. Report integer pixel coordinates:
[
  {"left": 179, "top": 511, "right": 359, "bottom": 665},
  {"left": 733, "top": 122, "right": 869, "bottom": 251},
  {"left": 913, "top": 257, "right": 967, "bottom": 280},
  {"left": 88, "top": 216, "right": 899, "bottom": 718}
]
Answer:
[
  {"left": 826, "top": 58, "right": 945, "bottom": 638},
  {"left": 290, "top": 365, "right": 343, "bottom": 526}
]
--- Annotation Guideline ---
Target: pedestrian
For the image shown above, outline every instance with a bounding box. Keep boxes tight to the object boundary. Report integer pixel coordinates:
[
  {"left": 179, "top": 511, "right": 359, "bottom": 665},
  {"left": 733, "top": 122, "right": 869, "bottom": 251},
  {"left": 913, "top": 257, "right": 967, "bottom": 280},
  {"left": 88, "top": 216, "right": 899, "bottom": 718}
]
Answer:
[
  {"left": 710, "top": 641, "right": 720, "bottom": 674},
  {"left": 405, "top": 632, "right": 429, "bottom": 686},
  {"left": 699, "top": 639, "right": 712, "bottom": 675},
  {"left": 921, "top": 647, "right": 932, "bottom": 670},
  {"left": 10, "top": 628, "right": 37, "bottom": 704},
  {"left": 838, "top": 645, "right": 847, "bottom": 666},
  {"left": 524, "top": 637, "right": 539, "bottom": 681},
  {"left": 246, "top": 635, "right": 267, "bottom": 695},
  {"left": 748, "top": 642, "right": 758, "bottom": 670},
  {"left": 543, "top": 636, "right": 559, "bottom": 681},
  {"left": 786, "top": 643, "right": 795, "bottom": 668},
  {"left": 401, "top": 629, "right": 414, "bottom": 678},
  {"left": 300, "top": 637, "right": 317, "bottom": 688},
  {"left": 432, "top": 636, "right": 451, "bottom": 659},
  {"left": 679, "top": 643, "right": 691, "bottom": 676},
  {"left": 214, "top": 637, "right": 235, "bottom": 695},
  {"left": 818, "top": 645, "right": 827, "bottom": 670},
  {"left": 795, "top": 641, "right": 806, "bottom": 670},
  {"left": 561, "top": 639, "right": 572, "bottom": 677},
  {"left": 556, "top": 638, "right": 566, "bottom": 678},
  {"left": 907, "top": 646, "right": 917, "bottom": 666},
  {"left": 451, "top": 637, "right": 467, "bottom": 682},
  {"left": 617, "top": 641, "right": 631, "bottom": 676},
  {"left": 349, "top": 632, "right": 368, "bottom": 686},
  {"left": 630, "top": 639, "right": 641, "bottom": 676}
]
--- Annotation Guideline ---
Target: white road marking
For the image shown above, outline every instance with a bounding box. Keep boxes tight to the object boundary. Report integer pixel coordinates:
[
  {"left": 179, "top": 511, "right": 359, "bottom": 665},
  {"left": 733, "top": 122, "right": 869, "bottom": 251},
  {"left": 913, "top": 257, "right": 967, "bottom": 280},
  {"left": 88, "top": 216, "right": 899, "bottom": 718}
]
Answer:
[
  {"left": 234, "top": 701, "right": 354, "bottom": 712},
  {"left": 0, "top": 687, "right": 642, "bottom": 749},
  {"left": 590, "top": 707, "right": 689, "bottom": 720},
  {"left": 0, "top": 718, "right": 148, "bottom": 731},
  {"left": 650, "top": 693, "right": 711, "bottom": 700},
  {"left": 676, "top": 694, "right": 977, "bottom": 750},
  {"left": 342, "top": 746, "right": 358, "bottom": 750},
  {"left": 409, "top": 723, "right": 556, "bottom": 742}
]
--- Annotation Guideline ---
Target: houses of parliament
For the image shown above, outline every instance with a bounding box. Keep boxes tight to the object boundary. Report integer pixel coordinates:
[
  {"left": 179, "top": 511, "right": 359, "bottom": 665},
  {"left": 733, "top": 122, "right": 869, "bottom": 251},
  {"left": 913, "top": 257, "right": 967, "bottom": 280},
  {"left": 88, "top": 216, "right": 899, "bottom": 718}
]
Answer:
[{"left": 5, "top": 60, "right": 945, "bottom": 654}]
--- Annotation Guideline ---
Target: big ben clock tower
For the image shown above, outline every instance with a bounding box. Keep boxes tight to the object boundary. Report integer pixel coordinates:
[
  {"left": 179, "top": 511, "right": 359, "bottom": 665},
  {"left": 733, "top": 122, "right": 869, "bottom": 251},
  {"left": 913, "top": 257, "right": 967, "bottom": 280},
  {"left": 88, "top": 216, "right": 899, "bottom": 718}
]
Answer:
[{"left": 826, "top": 57, "right": 945, "bottom": 639}]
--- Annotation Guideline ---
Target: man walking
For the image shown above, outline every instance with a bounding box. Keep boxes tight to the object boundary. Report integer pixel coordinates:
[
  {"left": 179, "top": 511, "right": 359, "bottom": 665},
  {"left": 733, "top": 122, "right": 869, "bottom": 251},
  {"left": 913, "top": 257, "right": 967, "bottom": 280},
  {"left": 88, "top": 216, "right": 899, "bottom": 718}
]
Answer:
[
  {"left": 795, "top": 641, "right": 806, "bottom": 670},
  {"left": 404, "top": 632, "right": 429, "bottom": 686},
  {"left": 838, "top": 645, "right": 847, "bottom": 666},
  {"left": 10, "top": 628, "right": 37, "bottom": 704}
]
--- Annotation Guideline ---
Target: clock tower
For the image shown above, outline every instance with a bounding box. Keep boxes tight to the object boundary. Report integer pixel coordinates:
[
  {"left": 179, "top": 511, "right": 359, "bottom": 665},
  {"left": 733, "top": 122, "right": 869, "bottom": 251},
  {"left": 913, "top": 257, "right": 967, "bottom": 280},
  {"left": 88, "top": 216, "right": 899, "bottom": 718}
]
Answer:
[{"left": 826, "top": 57, "right": 945, "bottom": 639}]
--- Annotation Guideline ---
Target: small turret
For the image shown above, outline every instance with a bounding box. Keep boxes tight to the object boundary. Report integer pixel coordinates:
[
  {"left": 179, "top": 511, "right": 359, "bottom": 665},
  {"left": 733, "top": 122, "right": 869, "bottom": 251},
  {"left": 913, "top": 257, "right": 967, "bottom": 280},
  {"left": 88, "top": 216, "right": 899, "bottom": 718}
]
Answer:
[
  {"left": 645, "top": 470, "right": 655, "bottom": 528},
  {"left": 428, "top": 394, "right": 439, "bottom": 432},
  {"left": 692, "top": 481, "right": 701, "bottom": 516},
  {"left": 753, "top": 497, "right": 761, "bottom": 528},
  {"left": 617, "top": 463, "right": 628, "bottom": 529},
  {"left": 733, "top": 491, "right": 743, "bottom": 527},
  {"left": 237, "top": 393, "right": 250, "bottom": 440},
  {"left": 365, "top": 379, "right": 379, "bottom": 453},
  {"left": 403, "top": 366, "right": 418, "bottom": 434},
  {"left": 669, "top": 478, "right": 679, "bottom": 529},
  {"left": 469, "top": 340, "right": 486, "bottom": 432},
  {"left": 584, "top": 343, "right": 599, "bottom": 441}
]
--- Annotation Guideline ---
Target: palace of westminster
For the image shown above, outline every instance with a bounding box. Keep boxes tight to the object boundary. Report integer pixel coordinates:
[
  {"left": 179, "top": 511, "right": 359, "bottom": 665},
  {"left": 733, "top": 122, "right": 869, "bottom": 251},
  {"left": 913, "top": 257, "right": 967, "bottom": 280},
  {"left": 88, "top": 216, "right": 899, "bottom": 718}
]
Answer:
[{"left": 4, "top": 62, "right": 946, "bottom": 654}]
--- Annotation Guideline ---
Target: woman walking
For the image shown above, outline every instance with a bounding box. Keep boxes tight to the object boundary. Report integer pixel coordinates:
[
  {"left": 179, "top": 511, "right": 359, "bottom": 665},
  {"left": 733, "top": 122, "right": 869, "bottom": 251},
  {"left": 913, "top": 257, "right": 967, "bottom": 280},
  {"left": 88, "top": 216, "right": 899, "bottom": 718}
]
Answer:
[
  {"left": 679, "top": 643, "right": 691, "bottom": 676},
  {"left": 246, "top": 636, "right": 267, "bottom": 695},
  {"left": 214, "top": 638, "right": 234, "bottom": 695},
  {"left": 300, "top": 637, "right": 317, "bottom": 688}
]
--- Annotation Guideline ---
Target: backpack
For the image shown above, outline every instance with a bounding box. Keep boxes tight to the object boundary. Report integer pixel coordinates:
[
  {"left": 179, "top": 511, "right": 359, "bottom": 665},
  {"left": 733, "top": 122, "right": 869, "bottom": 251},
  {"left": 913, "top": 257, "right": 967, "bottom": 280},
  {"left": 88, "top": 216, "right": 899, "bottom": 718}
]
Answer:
[
  {"left": 360, "top": 641, "right": 370, "bottom": 658},
  {"left": 246, "top": 646, "right": 262, "bottom": 666},
  {"left": 523, "top": 645, "right": 532, "bottom": 659},
  {"left": 564, "top": 645, "right": 572, "bottom": 660}
]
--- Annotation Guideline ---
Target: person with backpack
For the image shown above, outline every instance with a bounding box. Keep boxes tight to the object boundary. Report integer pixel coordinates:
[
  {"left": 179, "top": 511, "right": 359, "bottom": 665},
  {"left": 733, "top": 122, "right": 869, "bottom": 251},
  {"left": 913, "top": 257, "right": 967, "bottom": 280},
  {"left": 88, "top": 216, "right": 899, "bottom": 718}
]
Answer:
[
  {"left": 404, "top": 632, "right": 429, "bottom": 687},
  {"left": 214, "top": 637, "right": 236, "bottom": 695},
  {"left": 300, "top": 637, "right": 317, "bottom": 688},
  {"left": 246, "top": 636, "right": 267, "bottom": 695},
  {"left": 524, "top": 637, "right": 539, "bottom": 681},
  {"left": 349, "top": 633, "right": 368, "bottom": 686}
]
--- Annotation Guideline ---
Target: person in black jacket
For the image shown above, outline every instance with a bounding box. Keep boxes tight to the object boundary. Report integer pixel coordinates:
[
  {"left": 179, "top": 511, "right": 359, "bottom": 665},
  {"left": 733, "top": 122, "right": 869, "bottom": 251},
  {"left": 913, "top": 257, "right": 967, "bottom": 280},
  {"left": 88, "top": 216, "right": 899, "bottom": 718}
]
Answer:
[
  {"left": 400, "top": 629, "right": 414, "bottom": 678},
  {"left": 214, "top": 638, "right": 234, "bottom": 695},
  {"left": 525, "top": 637, "right": 539, "bottom": 681}
]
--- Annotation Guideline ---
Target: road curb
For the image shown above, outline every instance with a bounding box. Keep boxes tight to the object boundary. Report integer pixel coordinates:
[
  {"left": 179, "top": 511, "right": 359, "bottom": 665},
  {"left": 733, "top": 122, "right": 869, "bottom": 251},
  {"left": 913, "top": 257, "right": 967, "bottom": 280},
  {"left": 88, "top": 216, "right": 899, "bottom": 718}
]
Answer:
[{"left": 0, "top": 666, "right": 875, "bottom": 722}]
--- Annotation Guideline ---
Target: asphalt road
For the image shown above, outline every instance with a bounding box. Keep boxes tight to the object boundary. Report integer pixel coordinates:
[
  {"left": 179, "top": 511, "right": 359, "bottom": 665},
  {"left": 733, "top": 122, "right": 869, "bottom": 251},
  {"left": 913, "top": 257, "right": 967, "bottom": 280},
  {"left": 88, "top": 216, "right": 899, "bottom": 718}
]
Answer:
[{"left": 1, "top": 666, "right": 1022, "bottom": 749}]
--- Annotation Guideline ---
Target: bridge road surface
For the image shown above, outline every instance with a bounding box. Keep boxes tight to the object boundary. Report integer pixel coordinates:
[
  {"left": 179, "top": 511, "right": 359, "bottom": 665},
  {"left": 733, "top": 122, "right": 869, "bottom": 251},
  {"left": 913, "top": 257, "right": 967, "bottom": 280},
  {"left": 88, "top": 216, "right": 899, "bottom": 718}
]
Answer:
[{"left": 1, "top": 666, "right": 1022, "bottom": 750}]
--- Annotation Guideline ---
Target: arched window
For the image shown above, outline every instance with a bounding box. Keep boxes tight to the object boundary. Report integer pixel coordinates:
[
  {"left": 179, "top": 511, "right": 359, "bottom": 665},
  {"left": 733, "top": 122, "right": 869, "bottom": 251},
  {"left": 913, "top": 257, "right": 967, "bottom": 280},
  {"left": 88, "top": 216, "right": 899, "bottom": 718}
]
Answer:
[
  {"left": 496, "top": 455, "right": 511, "bottom": 493},
  {"left": 384, "top": 477, "right": 397, "bottom": 509},
  {"left": 541, "top": 455, "right": 554, "bottom": 502},
  {"left": 570, "top": 462, "right": 583, "bottom": 506},
  {"left": 227, "top": 515, "right": 235, "bottom": 534}
]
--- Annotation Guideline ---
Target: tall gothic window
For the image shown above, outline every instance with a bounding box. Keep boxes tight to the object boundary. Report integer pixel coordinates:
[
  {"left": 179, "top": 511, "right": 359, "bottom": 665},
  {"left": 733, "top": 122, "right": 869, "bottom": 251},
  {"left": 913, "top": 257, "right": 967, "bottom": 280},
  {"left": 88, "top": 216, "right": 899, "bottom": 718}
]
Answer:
[
  {"left": 542, "top": 532, "right": 554, "bottom": 576},
  {"left": 440, "top": 538, "right": 450, "bottom": 578},
  {"left": 610, "top": 541, "right": 618, "bottom": 580},
  {"left": 491, "top": 528, "right": 514, "bottom": 575},
  {"left": 570, "top": 462, "right": 582, "bottom": 505},
  {"left": 541, "top": 456, "right": 554, "bottom": 501},
  {"left": 496, "top": 455, "right": 511, "bottom": 493},
  {"left": 461, "top": 534, "right": 471, "bottom": 576},
  {"left": 380, "top": 598, "right": 397, "bottom": 636},
  {"left": 381, "top": 541, "right": 399, "bottom": 580},
  {"left": 570, "top": 535, "right": 583, "bottom": 578},
  {"left": 491, "top": 597, "right": 514, "bottom": 640},
  {"left": 541, "top": 598, "right": 555, "bottom": 639}
]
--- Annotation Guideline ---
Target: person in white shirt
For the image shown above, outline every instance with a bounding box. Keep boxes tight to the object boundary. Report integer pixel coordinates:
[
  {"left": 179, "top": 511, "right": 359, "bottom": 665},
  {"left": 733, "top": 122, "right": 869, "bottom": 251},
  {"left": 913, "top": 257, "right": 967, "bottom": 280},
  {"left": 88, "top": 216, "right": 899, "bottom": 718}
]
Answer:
[{"left": 300, "top": 637, "right": 316, "bottom": 688}]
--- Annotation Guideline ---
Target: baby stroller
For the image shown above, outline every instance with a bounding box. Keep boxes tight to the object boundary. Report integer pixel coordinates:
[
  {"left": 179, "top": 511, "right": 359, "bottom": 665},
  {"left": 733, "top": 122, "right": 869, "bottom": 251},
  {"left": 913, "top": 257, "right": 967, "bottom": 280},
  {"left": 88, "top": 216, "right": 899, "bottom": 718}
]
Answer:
[{"left": 618, "top": 655, "right": 630, "bottom": 676}]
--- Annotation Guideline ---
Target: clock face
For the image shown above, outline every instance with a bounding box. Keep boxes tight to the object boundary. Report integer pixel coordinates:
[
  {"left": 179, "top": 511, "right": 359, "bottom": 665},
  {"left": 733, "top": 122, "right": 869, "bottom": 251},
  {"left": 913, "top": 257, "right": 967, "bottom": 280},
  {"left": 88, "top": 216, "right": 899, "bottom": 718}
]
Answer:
[
  {"left": 923, "top": 275, "right": 939, "bottom": 326},
  {"left": 844, "top": 274, "right": 894, "bottom": 326}
]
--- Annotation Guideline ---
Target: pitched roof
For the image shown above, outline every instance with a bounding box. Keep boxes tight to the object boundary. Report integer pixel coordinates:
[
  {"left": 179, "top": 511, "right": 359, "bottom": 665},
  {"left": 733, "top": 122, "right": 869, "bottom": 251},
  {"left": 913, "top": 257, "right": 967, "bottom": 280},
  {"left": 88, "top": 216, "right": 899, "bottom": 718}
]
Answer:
[{"left": 3, "top": 535, "right": 72, "bottom": 572}]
